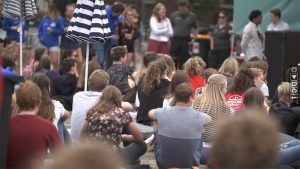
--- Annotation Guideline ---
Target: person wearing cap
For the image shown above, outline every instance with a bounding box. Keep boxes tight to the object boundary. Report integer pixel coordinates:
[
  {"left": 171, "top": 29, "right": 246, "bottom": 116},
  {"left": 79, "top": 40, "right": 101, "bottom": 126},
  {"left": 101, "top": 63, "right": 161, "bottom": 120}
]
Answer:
[{"left": 170, "top": 0, "right": 199, "bottom": 69}]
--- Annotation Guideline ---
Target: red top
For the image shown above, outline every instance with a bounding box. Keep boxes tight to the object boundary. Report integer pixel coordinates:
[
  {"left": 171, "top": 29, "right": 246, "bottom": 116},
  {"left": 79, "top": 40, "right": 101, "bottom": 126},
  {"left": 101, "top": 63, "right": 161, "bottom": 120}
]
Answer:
[
  {"left": 189, "top": 75, "right": 205, "bottom": 95},
  {"left": 225, "top": 92, "right": 245, "bottom": 112},
  {"left": 6, "top": 115, "right": 62, "bottom": 169}
]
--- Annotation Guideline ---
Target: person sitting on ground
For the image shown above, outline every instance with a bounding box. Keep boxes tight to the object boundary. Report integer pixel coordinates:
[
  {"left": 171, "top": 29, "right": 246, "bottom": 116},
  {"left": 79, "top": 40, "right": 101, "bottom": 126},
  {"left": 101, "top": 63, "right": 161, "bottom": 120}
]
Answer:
[
  {"left": 35, "top": 57, "right": 51, "bottom": 75},
  {"left": 225, "top": 68, "right": 255, "bottom": 112},
  {"left": 163, "top": 70, "right": 190, "bottom": 108},
  {"left": 33, "top": 47, "right": 48, "bottom": 72},
  {"left": 159, "top": 54, "right": 176, "bottom": 80},
  {"left": 107, "top": 46, "right": 134, "bottom": 96},
  {"left": 22, "top": 46, "right": 35, "bottom": 80},
  {"left": 71, "top": 70, "right": 133, "bottom": 143},
  {"left": 31, "top": 74, "right": 70, "bottom": 145},
  {"left": 210, "top": 113, "right": 279, "bottom": 169},
  {"left": 183, "top": 56, "right": 206, "bottom": 95},
  {"left": 269, "top": 82, "right": 300, "bottom": 137},
  {"left": 59, "top": 49, "right": 81, "bottom": 75},
  {"left": 80, "top": 86, "right": 147, "bottom": 165},
  {"left": 6, "top": 81, "right": 62, "bottom": 169},
  {"left": 193, "top": 74, "right": 231, "bottom": 164},
  {"left": 218, "top": 58, "right": 239, "bottom": 89},
  {"left": 137, "top": 59, "right": 170, "bottom": 126},
  {"left": 149, "top": 83, "right": 212, "bottom": 168},
  {"left": 237, "top": 87, "right": 268, "bottom": 114}
]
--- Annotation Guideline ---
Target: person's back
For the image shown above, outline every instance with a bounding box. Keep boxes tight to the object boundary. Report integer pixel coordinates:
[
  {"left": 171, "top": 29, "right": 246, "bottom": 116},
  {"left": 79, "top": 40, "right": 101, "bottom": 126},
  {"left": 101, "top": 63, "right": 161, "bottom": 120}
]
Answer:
[
  {"left": 7, "top": 115, "right": 61, "bottom": 169},
  {"left": 154, "top": 106, "right": 208, "bottom": 168},
  {"left": 71, "top": 91, "right": 101, "bottom": 142}
]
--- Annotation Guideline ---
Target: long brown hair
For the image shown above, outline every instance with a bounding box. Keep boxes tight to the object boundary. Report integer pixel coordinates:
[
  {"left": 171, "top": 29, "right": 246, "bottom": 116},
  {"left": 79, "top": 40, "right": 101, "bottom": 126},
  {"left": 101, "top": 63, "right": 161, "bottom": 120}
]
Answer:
[
  {"left": 47, "top": 1, "right": 60, "bottom": 21},
  {"left": 143, "top": 60, "right": 167, "bottom": 96},
  {"left": 31, "top": 73, "right": 55, "bottom": 122},
  {"left": 152, "top": 3, "right": 166, "bottom": 22},
  {"left": 91, "top": 86, "right": 122, "bottom": 114}
]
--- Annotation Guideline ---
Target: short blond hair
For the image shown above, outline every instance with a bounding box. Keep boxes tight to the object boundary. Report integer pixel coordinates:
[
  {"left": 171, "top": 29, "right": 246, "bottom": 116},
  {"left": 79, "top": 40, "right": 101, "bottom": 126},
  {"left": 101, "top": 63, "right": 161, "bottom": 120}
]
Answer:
[
  {"left": 183, "top": 56, "right": 206, "bottom": 76},
  {"left": 277, "top": 82, "right": 290, "bottom": 102},
  {"left": 88, "top": 70, "right": 109, "bottom": 92},
  {"left": 218, "top": 58, "right": 239, "bottom": 76}
]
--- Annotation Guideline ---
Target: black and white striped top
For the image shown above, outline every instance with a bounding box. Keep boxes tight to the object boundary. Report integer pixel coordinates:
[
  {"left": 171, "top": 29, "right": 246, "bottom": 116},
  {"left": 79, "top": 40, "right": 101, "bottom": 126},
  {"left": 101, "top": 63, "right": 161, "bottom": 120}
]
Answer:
[
  {"left": 2, "top": 0, "right": 37, "bottom": 19},
  {"left": 66, "top": 0, "right": 111, "bottom": 43}
]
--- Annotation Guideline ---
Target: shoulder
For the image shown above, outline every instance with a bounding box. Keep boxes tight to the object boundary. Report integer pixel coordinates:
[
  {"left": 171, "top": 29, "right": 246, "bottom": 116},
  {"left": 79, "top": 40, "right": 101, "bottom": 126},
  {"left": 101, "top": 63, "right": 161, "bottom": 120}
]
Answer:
[
  {"left": 188, "top": 11, "right": 197, "bottom": 18},
  {"left": 170, "top": 11, "right": 179, "bottom": 18}
]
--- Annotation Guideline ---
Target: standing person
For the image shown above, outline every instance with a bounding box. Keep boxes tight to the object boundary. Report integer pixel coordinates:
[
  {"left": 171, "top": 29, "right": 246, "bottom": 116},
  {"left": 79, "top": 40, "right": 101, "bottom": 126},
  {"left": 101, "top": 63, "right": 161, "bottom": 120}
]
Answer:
[
  {"left": 149, "top": 83, "right": 212, "bottom": 168},
  {"left": 209, "top": 11, "right": 232, "bottom": 69},
  {"left": 38, "top": 1, "right": 64, "bottom": 71},
  {"left": 92, "top": 2, "right": 125, "bottom": 69},
  {"left": 2, "top": 17, "right": 28, "bottom": 43},
  {"left": 148, "top": 3, "right": 173, "bottom": 54},
  {"left": 241, "top": 10, "right": 265, "bottom": 60},
  {"left": 116, "top": 9, "right": 139, "bottom": 66},
  {"left": 170, "top": 0, "right": 199, "bottom": 68},
  {"left": 267, "top": 8, "right": 290, "bottom": 31},
  {"left": 6, "top": 81, "right": 62, "bottom": 169}
]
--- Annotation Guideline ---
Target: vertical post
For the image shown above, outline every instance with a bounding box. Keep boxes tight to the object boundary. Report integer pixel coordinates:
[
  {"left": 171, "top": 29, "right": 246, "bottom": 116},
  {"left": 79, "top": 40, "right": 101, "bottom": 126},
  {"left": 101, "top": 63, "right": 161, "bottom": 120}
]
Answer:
[
  {"left": 19, "top": 22, "right": 23, "bottom": 75},
  {"left": 84, "top": 43, "right": 89, "bottom": 91}
]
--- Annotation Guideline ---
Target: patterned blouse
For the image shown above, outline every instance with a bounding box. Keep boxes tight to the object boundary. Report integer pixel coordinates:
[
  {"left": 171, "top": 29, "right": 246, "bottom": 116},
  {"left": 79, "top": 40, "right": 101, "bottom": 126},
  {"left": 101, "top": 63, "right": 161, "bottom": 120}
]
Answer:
[
  {"left": 241, "top": 21, "right": 265, "bottom": 60},
  {"left": 86, "top": 107, "right": 133, "bottom": 148}
]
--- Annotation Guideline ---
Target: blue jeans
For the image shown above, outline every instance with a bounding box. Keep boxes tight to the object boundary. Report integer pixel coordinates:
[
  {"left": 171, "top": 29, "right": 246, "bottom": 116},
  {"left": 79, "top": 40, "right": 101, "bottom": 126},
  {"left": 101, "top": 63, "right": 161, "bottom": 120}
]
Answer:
[
  {"left": 57, "top": 120, "right": 71, "bottom": 145},
  {"left": 92, "top": 39, "right": 112, "bottom": 67},
  {"left": 278, "top": 139, "right": 300, "bottom": 165}
]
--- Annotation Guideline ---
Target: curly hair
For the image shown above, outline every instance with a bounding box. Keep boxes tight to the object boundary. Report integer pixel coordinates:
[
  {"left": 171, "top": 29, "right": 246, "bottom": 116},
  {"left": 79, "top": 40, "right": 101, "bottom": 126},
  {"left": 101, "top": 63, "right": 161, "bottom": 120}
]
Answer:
[
  {"left": 143, "top": 60, "right": 167, "bottom": 96},
  {"left": 90, "top": 86, "right": 122, "bottom": 114},
  {"left": 229, "top": 68, "right": 255, "bottom": 93},
  {"left": 183, "top": 56, "right": 206, "bottom": 76},
  {"left": 159, "top": 54, "right": 175, "bottom": 79}
]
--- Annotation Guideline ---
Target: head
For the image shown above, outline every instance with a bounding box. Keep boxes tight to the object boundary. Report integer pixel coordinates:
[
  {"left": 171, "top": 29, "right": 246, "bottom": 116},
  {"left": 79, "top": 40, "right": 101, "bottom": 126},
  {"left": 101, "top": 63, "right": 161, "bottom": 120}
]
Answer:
[
  {"left": 183, "top": 56, "right": 206, "bottom": 76},
  {"left": 49, "top": 143, "right": 123, "bottom": 169},
  {"left": 22, "top": 46, "right": 34, "bottom": 66},
  {"left": 243, "top": 87, "right": 265, "bottom": 111},
  {"left": 142, "top": 52, "right": 159, "bottom": 68},
  {"left": 143, "top": 59, "right": 168, "bottom": 96},
  {"left": 174, "top": 83, "right": 193, "bottom": 104},
  {"left": 34, "top": 48, "right": 48, "bottom": 62},
  {"left": 35, "top": 57, "right": 51, "bottom": 72},
  {"left": 211, "top": 114, "right": 279, "bottom": 169},
  {"left": 3, "top": 37, "right": 17, "bottom": 48},
  {"left": 92, "top": 86, "right": 122, "bottom": 114},
  {"left": 45, "top": 1, "right": 60, "bottom": 19},
  {"left": 111, "top": 3, "right": 125, "bottom": 17},
  {"left": 177, "top": 0, "right": 189, "bottom": 15},
  {"left": 217, "top": 10, "right": 228, "bottom": 25},
  {"left": 203, "top": 68, "right": 219, "bottom": 84},
  {"left": 159, "top": 55, "right": 176, "bottom": 79},
  {"left": 62, "top": 49, "right": 78, "bottom": 61},
  {"left": 170, "top": 70, "right": 190, "bottom": 95},
  {"left": 78, "top": 61, "right": 101, "bottom": 88},
  {"left": 31, "top": 73, "right": 55, "bottom": 122},
  {"left": 88, "top": 70, "right": 109, "bottom": 92},
  {"left": 4, "top": 43, "right": 19, "bottom": 61},
  {"left": 153, "top": 3, "right": 167, "bottom": 21},
  {"left": 65, "top": 4, "right": 75, "bottom": 19},
  {"left": 244, "top": 59, "right": 268, "bottom": 79},
  {"left": 62, "top": 58, "right": 76, "bottom": 74},
  {"left": 218, "top": 58, "right": 239, "bottom": 77},
  {"left": 16, "top": 81, "right": 41, "bottom": 112},
  {"left": 249, "top": 10, "right": 262, "bottom": 25},
  {"left": 206, "top": 74, "right": 228, "bottom": 96},
  {"left": 270, "top": 8, "right": 281, "bottom": 24},
  {"left": 2, "top": 56, "right": 16, "bottom": 69},
  {"left": 124, "top": 9, "right": 135, "bottom": 24},
  {"left": 250, "top": 68, "right": 264, "bottom": 88},
  {"left": 110, "top": 46, "right": 127, "bottom": 63},
  {"left": 129, "top": 4, "right": 140, "bottom": 24},
  {"left": 277, "top": 82, "right": 290, "bottom": 104},
  {"left": 229, "top": 68, "right": 255, "bottom": 93}
]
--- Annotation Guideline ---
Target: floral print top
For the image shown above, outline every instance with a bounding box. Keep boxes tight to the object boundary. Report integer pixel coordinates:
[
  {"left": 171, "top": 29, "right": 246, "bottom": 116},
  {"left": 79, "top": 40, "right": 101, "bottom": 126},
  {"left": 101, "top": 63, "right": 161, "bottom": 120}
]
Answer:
[{"left": 86, "top": 107, "right": 133, "bottom": 148}]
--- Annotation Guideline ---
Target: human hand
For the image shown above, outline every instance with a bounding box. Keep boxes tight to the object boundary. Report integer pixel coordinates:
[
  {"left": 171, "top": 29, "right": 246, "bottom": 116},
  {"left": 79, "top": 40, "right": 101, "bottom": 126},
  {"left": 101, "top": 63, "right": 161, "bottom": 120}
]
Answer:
[
  {"left": 47, "top": 27, "right": 53, "bottom": 33},
  {"left": 125, "top": 33, "right": 133, "bottom": 40}
]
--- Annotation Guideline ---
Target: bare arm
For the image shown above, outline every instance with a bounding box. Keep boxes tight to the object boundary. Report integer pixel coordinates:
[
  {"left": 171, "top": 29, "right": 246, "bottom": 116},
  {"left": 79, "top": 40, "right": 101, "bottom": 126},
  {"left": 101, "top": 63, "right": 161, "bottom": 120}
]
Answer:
[
  {"left": 80, "top": 121, "right": 89, "bottom": 142},
  {"left": 121, "top": 102, "right": 133, "bottom": 111}
]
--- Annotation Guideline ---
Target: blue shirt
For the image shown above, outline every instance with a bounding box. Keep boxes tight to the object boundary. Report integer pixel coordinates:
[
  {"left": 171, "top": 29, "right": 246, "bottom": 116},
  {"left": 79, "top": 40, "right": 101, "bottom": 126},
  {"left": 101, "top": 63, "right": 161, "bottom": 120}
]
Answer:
[
  {"left": 106, "top": 6, "right": 124, "bottom": 45},
  {"left": 154, "top": 107, "right": 208, "bottom": 168},
  {"left": 38, "top": 16, "right": 64, "bottom": 48},
  {"left": 2, "top": 17, "right": 28, "bottom": 43}
]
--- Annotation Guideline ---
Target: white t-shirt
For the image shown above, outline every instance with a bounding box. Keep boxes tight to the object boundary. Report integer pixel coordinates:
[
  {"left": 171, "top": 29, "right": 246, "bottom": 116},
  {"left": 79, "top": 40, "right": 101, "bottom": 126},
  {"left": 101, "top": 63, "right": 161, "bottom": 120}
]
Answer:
[
  {"left": 52, "top": 100, "right": 65, "bottom": 130},
  {"left": 260, "top": 82, "right": 269, "bottom": 97},
  {"left": 162, "top": 96, "right": 174, "bottom": 108},
  {"left": 71, "top": 91, "right": 102, "bottom": 143},
  {"left": 267, "top": 20, "right": 290, "bottom": 31}
]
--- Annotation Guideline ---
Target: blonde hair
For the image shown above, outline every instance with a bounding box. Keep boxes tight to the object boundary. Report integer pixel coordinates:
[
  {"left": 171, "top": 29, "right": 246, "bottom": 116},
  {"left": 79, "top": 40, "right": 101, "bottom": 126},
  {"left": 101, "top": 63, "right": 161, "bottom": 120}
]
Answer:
[
  {"left": 250, "top": 68, "right": 264, "bottom": 78},
  {"left": 152, "top": 3, "right": 165, "bottom": 22},
  {"left": 143, "top": 60, "right": 167, "bottom": 96},
  {"left": 277, "top": 82, "right": 290, "bottom": 103},
  {"left": 183, "top": 56, "right": 206, "bottom": 76},
  {"left": 218, "top": 58, "right": 239, "bottom": 77},
  {"left": 194, "top": 74, "right": 229, "bottom": 117}
]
